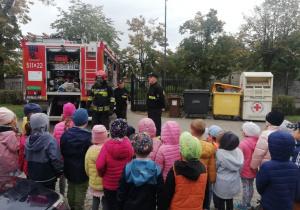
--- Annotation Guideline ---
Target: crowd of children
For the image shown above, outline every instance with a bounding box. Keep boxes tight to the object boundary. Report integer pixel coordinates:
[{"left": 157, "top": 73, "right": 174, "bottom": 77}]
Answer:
[{"left": 2, "top": 103, "right": 300, "bottom": 210}]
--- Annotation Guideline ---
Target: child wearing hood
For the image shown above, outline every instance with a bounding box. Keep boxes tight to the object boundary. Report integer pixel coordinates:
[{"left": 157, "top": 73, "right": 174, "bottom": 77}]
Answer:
[
  {"left": 234, "top": 122, "right": 261, "bottom": 210},
  {"left": 155, "top": 121, "right": 181, "bottom": 180},
  {"left": 250, "top": 110, "right": 284, "bottom": 171},
  {"left": 256, "top": 131, "right": 298, "bottom": 210},
  {"left": 53, "top": 102, "right": 76, "bottom": 196},
  {"left": 117, "top": 132, "right": 164, "bottom": 210},
  {"left": 0, "top": 107, "right": 20, "bottom": 176},
  {"left": 213, "top": 131, "right": 244, "bottom": 210},
  {"left": 159, "top": 132, "right": 209, "bottom": 210},
  {"left": 96, "top": 119, "right": 133, "bottom": 210},
  {"left": 85, "top": 125, "right": 108, "bottom": 210},
  {"left": 60, "top": 108, "right": 92, "bottom": 210},
  {"left": 138, "top": 118, "right": 162, "bottom": 161},
  {"left": 24, "top": 113, "right": 63, "bottom": 190}
]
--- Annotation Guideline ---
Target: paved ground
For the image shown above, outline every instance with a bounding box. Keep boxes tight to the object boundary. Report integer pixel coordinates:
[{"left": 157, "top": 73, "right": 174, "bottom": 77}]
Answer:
[{"left": 19, "top": 107, "right": 265, "bottom": 209}]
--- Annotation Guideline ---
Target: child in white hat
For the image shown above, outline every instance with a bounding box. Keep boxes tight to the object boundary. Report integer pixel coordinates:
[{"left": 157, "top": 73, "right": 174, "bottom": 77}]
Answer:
[
  {"left": 85, "top": 125, "right": 108, "bottom": 210},
  {"left": 0, "top": 107, "right": 20, "bottom": 176},
  {"left": 234, "top": 122, "right": 261, "bottom": 210}
]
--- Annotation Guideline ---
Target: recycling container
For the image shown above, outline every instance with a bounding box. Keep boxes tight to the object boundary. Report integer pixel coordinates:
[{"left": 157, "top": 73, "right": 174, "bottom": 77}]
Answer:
[{"left": 183, "top": 89, "right": 210, "bottom": 118}]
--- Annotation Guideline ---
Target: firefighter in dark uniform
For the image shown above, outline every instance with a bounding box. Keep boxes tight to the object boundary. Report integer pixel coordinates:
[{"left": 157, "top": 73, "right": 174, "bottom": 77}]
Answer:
[
  {"left": 86, "top": 70, "right": 115, "bottom": 132},
  {"left": 146, "top": 72, "right": 165, "bottom": 137},
  {"left": 114, "top": 80, "right": 131, "bottom": 120}
]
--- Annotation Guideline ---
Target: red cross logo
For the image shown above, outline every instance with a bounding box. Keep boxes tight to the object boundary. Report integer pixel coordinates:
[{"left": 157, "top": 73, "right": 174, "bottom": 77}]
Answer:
[{"left": 253, "top": 104, "right": 262, "bottom": 111}]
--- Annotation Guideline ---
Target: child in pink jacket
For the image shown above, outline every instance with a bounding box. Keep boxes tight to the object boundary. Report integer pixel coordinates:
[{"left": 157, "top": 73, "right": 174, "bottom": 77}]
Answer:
[
  {"left": 0, "top": 107, "right": 20, "bottom": 176},
  {"left": 96, "top": 119, "right": 133, "bottom": 210},
  {"left": 155, "top": 121, "right": 181, "bottom": 180},
  {"left": 138, "top": 118, "right": 162, "bottom": 161},
  {"left": 234, "top": 122, "right": 261, "bottom": 210},
  {"left": 250, "top": 110, "right": 284, "bottom": 170},
  {"left": 53, "top": 102, "right": 76, "bottom": 196}
]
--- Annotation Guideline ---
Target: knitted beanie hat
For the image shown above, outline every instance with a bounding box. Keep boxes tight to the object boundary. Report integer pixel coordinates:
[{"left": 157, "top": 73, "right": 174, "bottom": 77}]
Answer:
[
  {"left": 219, "top": 131, "right": 240, "bottom": 151},
  {"left": 92, "top": 125, "right": 107, "bottom": 144},
  {"left": 110, "top": 118, "right": 128, "bottom": 139},
  {"left": 131, "top": 132, "right": 153, "bottom": 155},
  {"left": 63, "top": 102, "right": 76, "bottom": 118},
  {"left": 72, "top": 108, "right": 88, "bottom": 126},
  {"left": 180, "top": 131, "right": 202, "bottom": 161},
  {"left": 0, "top": 107, "right": 16, "bottom": 125},
  {"left": 126, "top": 126, "right": 136, "bottom": 137},
  {"left": 242, "top": 122, "right": 261, "bottom": 137},
  {"left": 23, "top": 103, "right": 42, "bottom": 116},
  {"left": 280, "top": 120, "right": 293, "bottom": 134},
  {"left": 266, "top": 110, "right": 285, "bottom": 126}
]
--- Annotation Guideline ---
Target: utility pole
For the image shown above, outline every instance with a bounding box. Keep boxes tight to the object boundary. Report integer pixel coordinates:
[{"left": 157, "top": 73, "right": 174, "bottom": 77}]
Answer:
[{"left": 163, "top": 0, "right": 167, "bottom": 89}]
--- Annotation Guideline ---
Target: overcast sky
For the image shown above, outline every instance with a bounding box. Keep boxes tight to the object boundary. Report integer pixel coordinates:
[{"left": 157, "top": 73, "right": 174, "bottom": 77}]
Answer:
[{"left": 20, "top": 0, "right": 264, "bottom": 51}]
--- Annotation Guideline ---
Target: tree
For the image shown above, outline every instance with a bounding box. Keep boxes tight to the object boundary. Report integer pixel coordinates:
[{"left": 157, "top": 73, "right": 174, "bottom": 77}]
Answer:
[
  {"left": 51, "top": 0, "right": 121, "bottom": 51},
  {"left": 0, "top": 0, "right": 55, "bottom": 89},
  {"left": 125, "top": 15, "right": 165, "bottom": 76},
  {"left": 178, "top": 9, "right": 224, "bottom": 88},
  {"left": 240, "top": 0, "right": 300, "bottom": 71}
]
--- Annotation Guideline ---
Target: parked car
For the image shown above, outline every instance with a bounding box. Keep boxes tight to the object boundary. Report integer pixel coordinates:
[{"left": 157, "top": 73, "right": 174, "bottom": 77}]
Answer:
[{"left": 0, "top": 176, "right": 68, "bottom": 210}]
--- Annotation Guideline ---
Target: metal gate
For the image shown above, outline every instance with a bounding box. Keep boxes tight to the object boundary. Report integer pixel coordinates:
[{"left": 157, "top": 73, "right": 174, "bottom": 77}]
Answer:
[{"left": 130, "top": 74, "right": 149, "bottom": 111}]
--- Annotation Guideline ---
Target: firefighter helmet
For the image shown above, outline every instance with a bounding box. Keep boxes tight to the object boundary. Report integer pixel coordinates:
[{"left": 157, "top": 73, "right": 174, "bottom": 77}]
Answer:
[{"left": 95, "top": 70, "right": 107, "bottom": 80}]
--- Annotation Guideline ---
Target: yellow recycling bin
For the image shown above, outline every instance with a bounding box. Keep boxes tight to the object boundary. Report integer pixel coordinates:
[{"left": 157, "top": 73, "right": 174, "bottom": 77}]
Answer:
[{"left": 212, "top": 82, "right": 242, "bottom": 119}]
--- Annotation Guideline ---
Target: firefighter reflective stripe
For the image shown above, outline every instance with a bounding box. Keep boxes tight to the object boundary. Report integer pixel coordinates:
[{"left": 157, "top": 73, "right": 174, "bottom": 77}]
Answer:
[
  {"left": 94, "top": 91, "right": 108, "bottom": 96},
  {"left": 110, "top": 97, "right": 115, "bottom": 103},
  {"left": 149, "top": 96, "right": 156, "bottom": 99},
  {"left": 88, "top": 96, "right": 93, "bottom": 101},
  {"left": 93, "top": 106, "right": 110, "bottom": 111},
  {"left": 122, "top": 95, "right": 127, "bottom": 98}
]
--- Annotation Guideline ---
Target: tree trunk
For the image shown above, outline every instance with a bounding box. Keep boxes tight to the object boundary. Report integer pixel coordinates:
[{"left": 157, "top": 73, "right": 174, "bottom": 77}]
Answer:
[{"left": 285, "top": 71, "right": 289, "bottom": 95}]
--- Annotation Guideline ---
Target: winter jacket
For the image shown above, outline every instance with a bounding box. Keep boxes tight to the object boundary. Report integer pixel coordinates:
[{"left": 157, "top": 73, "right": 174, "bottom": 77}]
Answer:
[
  {"left": 199, "top": 139, "right": 216, "bottom": 183},
  {"left": 158, "top": 161, "right": 209, "bottom": 210},
  {"left": 114, "top": 87, "right": 131, "bottom": 106},
  {"left": 212, "top": 148, "right": 244, "bottom": 199},
  {"left": 292, "top": 141, "right": 300, "bottom": 203},
  {"left": 19, "top": 135, "right": 29, "bottom": 176},
  {"left": 96, "top": 137, "right": 133, "bottom": 191},
  {"left": 85, "top": 145, "right": 103, "bottom": 191},
  {"left": 53, "top": 119, "right": 74, "bottom": 145},
  {"left": 239, "top": 136, "right": 259, "bottom": 178},
  {"left": 117, "top": 159, "right": 164, "bottom": 210},
  {"left": 155, "top": 121, "right": 181, "bottom": 180},
  {"left": 0, "top": 126, "right": 20, "bottom": 175},
  {"left": 138, "top": 118, "right": 162, "bottom": 161},
  {"left": 60, "top": 127, "right": 92, "bottom": 183},
  {"left": 25, "top": 133, "right": 63, "bottom": 186},
  {"left": 256, "top": 131, "right": 298, "bottom": 210},
  {"left": 250, "top": 125, "right": 280, "bottom": 170}
]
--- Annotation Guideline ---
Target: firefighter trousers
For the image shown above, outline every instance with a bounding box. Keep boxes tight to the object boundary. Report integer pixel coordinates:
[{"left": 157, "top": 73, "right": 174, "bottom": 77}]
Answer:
[
  {"left": 91, "top": 110, "right": 110, "bottom": 131},
  {"left": 116, "top": 104, "right": 127, "bottom": 119},
  {"left": 148, "top": 108, "right": 162, "bottom": 137}
]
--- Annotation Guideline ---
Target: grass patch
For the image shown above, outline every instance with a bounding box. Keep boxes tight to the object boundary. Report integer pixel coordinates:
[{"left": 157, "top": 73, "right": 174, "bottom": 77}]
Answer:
[
  {"left": 0, "top": 104, "right": 24, "bottom": 120},
  {"left": 285, "top": 116, "right": 300, "bottom": 123}
]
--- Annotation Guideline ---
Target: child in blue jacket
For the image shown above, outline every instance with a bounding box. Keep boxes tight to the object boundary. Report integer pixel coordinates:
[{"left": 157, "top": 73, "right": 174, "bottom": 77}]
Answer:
[{"left": 256, "top": 130, "right": 299, "bottom": 210}]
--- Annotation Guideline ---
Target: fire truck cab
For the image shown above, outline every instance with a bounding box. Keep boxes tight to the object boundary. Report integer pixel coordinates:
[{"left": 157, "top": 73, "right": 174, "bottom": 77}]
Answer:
[{"left": 22, "top": 34, "right": 118, "bottom": 121}]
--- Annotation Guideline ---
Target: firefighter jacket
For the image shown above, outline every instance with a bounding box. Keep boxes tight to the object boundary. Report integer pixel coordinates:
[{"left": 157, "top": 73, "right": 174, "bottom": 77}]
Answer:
[
  {"left": 146, "top": 82, "right": 165, "bottom": 109},
  {"left": 114, "top": 87, "right": 131, "bottom": 106},
  {"left": 87, "top": 82, "right": 115, "bottom": 112}
]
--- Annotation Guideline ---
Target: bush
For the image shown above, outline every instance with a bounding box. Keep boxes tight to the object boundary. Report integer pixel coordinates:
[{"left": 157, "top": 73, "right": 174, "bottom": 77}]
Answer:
[
  {"left": 0, "top": 90, "right": 24, "bottom": 105},
  {"left": 272, "top": 95, "right": 296, "bottom": 115}
]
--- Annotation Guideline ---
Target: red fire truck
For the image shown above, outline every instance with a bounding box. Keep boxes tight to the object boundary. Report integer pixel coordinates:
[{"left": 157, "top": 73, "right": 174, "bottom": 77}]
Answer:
[{"left": 21, "top": 34, "right": 119, "bottom": 120}]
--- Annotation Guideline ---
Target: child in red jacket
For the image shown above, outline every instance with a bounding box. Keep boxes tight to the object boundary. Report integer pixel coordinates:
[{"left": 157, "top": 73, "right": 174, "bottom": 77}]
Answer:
[{"left": 96, "top": 119, "right": 133, "bottom": 210}]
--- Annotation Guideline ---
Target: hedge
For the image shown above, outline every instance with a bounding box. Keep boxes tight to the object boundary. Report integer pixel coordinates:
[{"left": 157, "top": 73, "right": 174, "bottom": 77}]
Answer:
[
  {"left": 272, "top": 95, "right": 296, "bottom": 115},
  {"left": 0, "top": 90, "right": 24, "bottom": 105}
]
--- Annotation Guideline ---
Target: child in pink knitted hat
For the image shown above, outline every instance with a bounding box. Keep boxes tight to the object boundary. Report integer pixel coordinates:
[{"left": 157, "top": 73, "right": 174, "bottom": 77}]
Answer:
[
  {"left": 85, "top": 125, "right": 108, "bottom": 210},
  {"left": 53, "top": 102, "right": 76, "bottom": 195}
]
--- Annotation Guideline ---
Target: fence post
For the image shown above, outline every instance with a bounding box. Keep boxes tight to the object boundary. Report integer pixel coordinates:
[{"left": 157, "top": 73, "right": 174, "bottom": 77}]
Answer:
[{"left": 131, "top": 74, "right": 135, "bottom": 111}]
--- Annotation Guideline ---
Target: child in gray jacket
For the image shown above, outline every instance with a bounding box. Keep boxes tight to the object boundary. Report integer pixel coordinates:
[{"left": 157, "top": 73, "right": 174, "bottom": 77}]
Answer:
[{"left": 212, "top": 131, "right": 244, "bottom": 210}]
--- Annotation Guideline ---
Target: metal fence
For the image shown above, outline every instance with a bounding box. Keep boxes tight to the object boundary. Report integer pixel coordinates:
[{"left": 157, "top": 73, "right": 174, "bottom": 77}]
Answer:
[
  {"left": 130, "top": 74, "right": 205, "bottom": 111},
  {"left": 4, "top": 77, "right": 23, "bottom": 90}
]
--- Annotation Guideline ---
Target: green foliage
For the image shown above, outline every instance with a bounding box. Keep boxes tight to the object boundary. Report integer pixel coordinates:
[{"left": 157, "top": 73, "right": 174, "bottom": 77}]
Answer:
[
  {"left": 50, "top": 0, "right": 121, "bottom": 50},
  {"left": 0, "top": 104, "right": 24, "bottom": 120},
  {"left": 272, "top": 95, "right": 296, "bottom": 115},
  {"left": 0, "top": 90, "right": 24, "bottom": 105}
]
